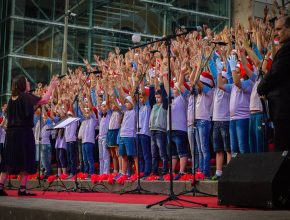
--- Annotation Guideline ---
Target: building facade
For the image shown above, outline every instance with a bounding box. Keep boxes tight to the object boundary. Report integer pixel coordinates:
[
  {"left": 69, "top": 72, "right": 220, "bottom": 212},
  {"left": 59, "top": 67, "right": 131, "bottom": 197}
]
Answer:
[{"left": 0, "top": 0, "right": 230, "bottom": 103}]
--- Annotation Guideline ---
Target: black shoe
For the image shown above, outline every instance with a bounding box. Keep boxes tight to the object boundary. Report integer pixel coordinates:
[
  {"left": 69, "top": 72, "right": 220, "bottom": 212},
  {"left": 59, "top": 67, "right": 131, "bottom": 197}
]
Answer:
[
  {"left": 18, "top": 189, "right": 37, "bottom": 196},
  {"left": 0, "top": 189, "right": 8, "bottom": 196},
  {"left": 174, "top": 172, "right": 185, "bottom": 180},
  {"left": 18, "top": 186, "right": 37, "bottom": 196}
]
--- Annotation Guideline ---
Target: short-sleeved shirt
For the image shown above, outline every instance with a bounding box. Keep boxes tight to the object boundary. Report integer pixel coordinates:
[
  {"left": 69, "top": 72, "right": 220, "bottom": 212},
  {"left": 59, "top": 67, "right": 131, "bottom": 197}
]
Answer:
[
  {"left": 169, "top": 90, "right": 188, "bottom": 132},
  {"left": 225, "top": 80, "right": 253, "bottom": 120},
  {"left": 7, "top": 93, "right": 41, "bottom": 128},
  {"left": 196, "top": 86, "right": 214, "bottom": 121}
]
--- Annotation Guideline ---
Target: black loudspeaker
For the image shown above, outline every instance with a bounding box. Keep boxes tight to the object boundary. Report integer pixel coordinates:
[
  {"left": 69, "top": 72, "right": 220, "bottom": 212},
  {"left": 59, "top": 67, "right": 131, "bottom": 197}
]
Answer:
[{"left": 218, "top": 151, "right": 290, "bottom": 209}]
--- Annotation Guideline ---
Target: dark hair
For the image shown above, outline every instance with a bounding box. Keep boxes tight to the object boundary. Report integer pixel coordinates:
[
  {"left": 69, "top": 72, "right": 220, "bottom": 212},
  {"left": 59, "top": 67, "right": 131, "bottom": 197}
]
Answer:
[
  {"left": 11, "top": 75, "right": 26, "bottom": 96},
  {"left": 155, "top": 90, "right": 162, "bottom": 96}
]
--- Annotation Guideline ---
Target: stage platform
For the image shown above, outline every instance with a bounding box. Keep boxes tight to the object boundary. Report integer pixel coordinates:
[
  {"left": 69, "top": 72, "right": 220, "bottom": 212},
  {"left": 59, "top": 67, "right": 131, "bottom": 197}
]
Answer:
[
  {"left": 6, "top": 178, "right": 218, "bottom": 195},
  {"left": 1, "top": 190, "right": 290, "bottom": 220}
]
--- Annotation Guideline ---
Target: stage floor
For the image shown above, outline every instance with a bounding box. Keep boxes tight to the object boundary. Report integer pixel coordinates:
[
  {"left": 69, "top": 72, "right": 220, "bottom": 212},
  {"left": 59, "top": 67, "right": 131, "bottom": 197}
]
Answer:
[{"left": 1, "top": 190, "right": 290, "bottom": 220}]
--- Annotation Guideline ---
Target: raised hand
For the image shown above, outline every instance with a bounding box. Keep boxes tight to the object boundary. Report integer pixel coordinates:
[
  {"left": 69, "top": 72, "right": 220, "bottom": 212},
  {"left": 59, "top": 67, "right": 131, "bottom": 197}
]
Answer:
[
  {"left": 216, "top": 57, "right": 223, "bottom": 73},
  {"left": 227, "top": 55, "right": 237, "bottom": 72},
  {"left": 49, "top": 76, "right": 59, "bottom": 90}
]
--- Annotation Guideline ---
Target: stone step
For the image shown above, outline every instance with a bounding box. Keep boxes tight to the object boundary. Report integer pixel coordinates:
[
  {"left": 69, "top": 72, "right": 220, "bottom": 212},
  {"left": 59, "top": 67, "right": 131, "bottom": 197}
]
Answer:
[{"left": 7, "top": 179, "right": 218, "bottom": 196}]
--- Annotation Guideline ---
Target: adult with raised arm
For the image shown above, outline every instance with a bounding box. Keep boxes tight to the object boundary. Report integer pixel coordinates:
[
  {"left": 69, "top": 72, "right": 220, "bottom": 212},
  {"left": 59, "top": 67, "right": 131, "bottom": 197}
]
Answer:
[
  {"left": 0, "top": 75, "right": 58, "bottom": 196},
  {"left": 257, "top": 16, "right": 290, "bottom": 151}
]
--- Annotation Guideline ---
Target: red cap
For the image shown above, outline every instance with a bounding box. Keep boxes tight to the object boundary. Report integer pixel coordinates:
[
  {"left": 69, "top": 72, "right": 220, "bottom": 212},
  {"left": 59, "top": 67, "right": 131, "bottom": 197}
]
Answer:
[
  {"left": 200, "top": 71, "right": 214, "bottom": 87},
  {"left": 92, "top": 106, "right": 98, "bottom": 118}
]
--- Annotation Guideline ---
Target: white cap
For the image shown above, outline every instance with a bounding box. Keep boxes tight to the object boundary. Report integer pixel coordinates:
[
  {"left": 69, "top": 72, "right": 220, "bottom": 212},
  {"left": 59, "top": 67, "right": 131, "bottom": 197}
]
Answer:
[
  {"left": 101, "top": 101, "right": 107, "bottom": 106},
  {"left": 67, "top": 111, "right": 73, "bottom": 116},
  {"left": 125, "top": 96, "right": 134, "bottom": 105},
  {"left": 222, "top": 70, "right": 228, "bottom": 79}
]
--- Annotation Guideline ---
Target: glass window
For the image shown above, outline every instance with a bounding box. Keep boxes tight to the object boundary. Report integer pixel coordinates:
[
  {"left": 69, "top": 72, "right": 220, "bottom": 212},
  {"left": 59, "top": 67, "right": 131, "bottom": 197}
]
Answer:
[
  {"left": 0, "top": 20, "right": 9, "bottom": 57},
  {"left": 198, "top": 0, "right": 229, "bottom": 17},
  {"left": 93, "top": 0, "right": 164, "bottom": 36},
  {"left": 13, "top": 20, "right": 52, "bottom": 57}
]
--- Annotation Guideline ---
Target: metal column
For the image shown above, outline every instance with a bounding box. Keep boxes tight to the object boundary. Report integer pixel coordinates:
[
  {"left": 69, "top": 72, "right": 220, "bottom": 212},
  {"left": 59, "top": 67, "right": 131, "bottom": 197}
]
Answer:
[
  {"left": 6, "top": 0, "right": 15, "bottom": 100},
  {"left": 87, "top": 0, "right": 93, "bottom": 63},
  {"left": 61, "top": 0, "right": 69, "bottom": 75}
]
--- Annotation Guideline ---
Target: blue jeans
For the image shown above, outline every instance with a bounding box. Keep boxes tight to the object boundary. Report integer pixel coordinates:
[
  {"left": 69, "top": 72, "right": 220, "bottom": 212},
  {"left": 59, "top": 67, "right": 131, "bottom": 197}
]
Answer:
[
  {"left": 82, "top": 142, "right": 95, "bottom": 174},
  {"left": 187, "top": 125, "right": 199, "bottom": 173},
  {"left": 167, "top": 130, "right": 188, "bottom": 158},
  {"left": 230, "top": 118, "right": 250, "bottom": 154},
  {"left": 195, "top": 120, "right": 211, "bottom": 177},
  {"left": 213, "top": 121, "right": 231, "bottom": 152},
  {"left": 41, "top": 144, "right": 51, "bottom": 176},
  {"left": 249, "top": 112, "right": 265, "bottom": 153},
  {"left": 137, "top": 134, "right": 152, "bottom": 176},
  {"left": 67, "top": 141, "right": 78, "bottom": 175},
  {"left": 151, "top": 130, "right": 168, "bottom": 175}
]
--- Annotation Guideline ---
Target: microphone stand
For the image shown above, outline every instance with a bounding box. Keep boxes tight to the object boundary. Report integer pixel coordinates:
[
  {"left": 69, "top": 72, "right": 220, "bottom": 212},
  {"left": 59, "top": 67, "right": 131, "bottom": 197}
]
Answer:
[
  {"left": 28, "top": 107, "right": 43, "bottom": 190},
  {"left": 70, "top": 71, "right": 94, "bottom": 192},
  {"left": 177, "top": 44, "right": 217, "bottom": 198},
  {"left": 130, "top": 30, "right": 208, "bottom": 209},
  {"left": 121, "top": 53, "right": 157, "bottom": 195}
]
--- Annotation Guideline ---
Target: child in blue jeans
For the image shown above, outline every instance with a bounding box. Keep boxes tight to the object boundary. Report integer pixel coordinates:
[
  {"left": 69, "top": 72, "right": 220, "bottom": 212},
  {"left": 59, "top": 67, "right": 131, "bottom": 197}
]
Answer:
[
  {"left": 117, "top": 96, "right": 137, "bottom": 180},
  {"left": 55, "top": 129, "right": 67, "bottom": 176}
]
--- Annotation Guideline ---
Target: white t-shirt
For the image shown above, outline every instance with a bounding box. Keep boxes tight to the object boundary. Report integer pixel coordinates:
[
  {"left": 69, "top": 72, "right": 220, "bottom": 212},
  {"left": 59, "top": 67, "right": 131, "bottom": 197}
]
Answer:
[
  {"left": 213, "top": 88, "right": 230, "bottom": 121},
  {"left": 195, "top": 87, "right": 214, "bottom": 121},
  {"left": 250, "top": 78, "right": 263, "bottom": 112},
  {"left": 109, "top": 111, "right": 122, "bottom": 130},
  {"left": 120, "top": 109, "right": 136, "bottom": 137}
]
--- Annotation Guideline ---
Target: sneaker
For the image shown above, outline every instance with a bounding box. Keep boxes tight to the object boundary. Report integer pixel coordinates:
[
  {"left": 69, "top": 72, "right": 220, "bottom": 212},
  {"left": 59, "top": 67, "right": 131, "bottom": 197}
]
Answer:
[
  {"left": 158, "top": 175, "right": 164, "bottom": 181},
  {"left": 113, "top": 173, "right": 122, "bottom": 181},
  {"left": 174, "top": 173, "right": 185, "bottom": 180},
  {"left": 211, "top": 175, "right": 221, "bottom": 181},
  {"left": 146, "top": 174, "right": 159, "bottom": 181},
  {"left": 116, "top": 174, "right": 128, "bottom": 185},
  {"left": 66, "top": 174, "right": 74, "bottom": 180},
  {"left": 18, "top": 190, "right": 36, "bottom": 196},
  {"left": 18, "top": 187, "right": 36, "bottom": 196},
  {"left": 163, "top": 173, "right": 178, "bottom": 181}
]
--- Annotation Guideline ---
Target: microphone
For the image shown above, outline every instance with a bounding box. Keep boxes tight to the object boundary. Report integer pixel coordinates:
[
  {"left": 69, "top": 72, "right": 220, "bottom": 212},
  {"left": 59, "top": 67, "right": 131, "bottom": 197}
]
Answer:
[
  {"left": 211, "top": 41, "right": 228, "bottom": 46},
  {"left": 269, "top": 16, "right": 277, "bottom": 23},
  {"left": 58, "top": 75, "right": 67, "bottom": 79},
  {"left": 181, "top": 26, "right": 202, "bottom": 32},
  {"left": 150, "top": 50, "right": 160, "bottom": 54},
  {"left": 88, "top": 70, "right": 102, "bottom": 74}
]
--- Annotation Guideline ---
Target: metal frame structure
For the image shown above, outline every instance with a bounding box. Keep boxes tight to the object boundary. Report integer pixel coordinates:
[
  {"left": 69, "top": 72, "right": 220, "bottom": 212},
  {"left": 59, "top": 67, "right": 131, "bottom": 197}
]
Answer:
[{"left": 0, "top": 0, "right": 230, "bottom": 103}]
